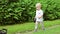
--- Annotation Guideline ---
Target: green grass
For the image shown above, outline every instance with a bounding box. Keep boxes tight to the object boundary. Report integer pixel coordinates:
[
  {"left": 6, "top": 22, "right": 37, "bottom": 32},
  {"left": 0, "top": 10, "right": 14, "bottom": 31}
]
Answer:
[
  {"left": 34, "top": 26, "right": 60, "bottom": 34},
  {"left": 0, "top": 19, "right": 60, "bottom": 34}
]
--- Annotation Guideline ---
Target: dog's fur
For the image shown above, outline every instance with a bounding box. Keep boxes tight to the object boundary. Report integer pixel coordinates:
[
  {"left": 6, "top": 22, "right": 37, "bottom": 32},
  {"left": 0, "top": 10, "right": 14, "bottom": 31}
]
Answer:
[
  {"left": 0, "top": 29, "right": 7, "bottom": 34},
  {"left": 34, "top": 18, "right": 36, "bottom": 23}
]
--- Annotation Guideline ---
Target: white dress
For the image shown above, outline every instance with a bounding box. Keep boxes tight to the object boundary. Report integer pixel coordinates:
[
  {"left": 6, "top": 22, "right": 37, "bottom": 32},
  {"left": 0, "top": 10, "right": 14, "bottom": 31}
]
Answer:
[{"left": 35, "top": 9, "right": 43, "bottom": 22}]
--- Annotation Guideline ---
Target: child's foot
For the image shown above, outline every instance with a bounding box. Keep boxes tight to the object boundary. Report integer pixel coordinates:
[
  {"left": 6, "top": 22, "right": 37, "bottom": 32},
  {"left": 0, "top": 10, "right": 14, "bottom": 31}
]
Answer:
[
  {"left": 42, "top": 28, "right": 45, "bottom": 31},
  {"left": 34, "top": 29, "right": 37, "bottom": 32}
]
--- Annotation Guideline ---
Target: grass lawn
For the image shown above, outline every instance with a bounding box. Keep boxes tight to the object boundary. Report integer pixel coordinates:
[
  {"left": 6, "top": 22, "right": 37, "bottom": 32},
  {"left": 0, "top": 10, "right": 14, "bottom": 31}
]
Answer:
[
  {"left": 0, "top": 19, "right": 60, "bottom": 34},
  {"left": 34, "top": 25, "right": 60, "bottom": 34},
  {"left": 21, "top": 25, "right": 60, "bottom": 34}
]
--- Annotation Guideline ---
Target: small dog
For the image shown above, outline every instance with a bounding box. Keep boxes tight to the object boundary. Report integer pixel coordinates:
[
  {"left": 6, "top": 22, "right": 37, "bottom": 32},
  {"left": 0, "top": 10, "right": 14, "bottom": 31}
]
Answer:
[
  {"left": 33, "top": 18, "right": 36, "bottom": 23},
  {"left": 0, "top": 29, "right": 7, "bottom": 34}
]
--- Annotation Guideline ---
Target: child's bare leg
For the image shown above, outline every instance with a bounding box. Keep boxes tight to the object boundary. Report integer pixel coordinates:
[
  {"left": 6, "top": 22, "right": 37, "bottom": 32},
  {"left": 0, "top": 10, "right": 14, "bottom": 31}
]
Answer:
[
  {"left": 34, "top": 21, "right": 38, "bottom": 31},
  {"left": 40, "top": 21, "right": 45, "bottom": 30}
]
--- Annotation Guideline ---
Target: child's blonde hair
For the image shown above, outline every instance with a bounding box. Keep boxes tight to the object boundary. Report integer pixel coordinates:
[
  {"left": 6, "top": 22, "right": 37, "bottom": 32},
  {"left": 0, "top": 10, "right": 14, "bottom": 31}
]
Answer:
[{"left": 36, "top": 3, "right": 41, "bottom": 7}]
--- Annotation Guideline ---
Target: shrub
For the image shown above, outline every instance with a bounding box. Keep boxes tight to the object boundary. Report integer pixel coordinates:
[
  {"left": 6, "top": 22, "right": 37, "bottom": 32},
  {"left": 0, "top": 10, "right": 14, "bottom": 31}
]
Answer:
[{"left": 0, "top": 0, "right": 60, "bottom": 25}]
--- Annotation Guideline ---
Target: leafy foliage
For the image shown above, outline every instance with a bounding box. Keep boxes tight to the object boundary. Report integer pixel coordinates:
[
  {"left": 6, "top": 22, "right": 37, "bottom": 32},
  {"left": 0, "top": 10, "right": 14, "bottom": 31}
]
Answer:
[{"left": 0, "top": 0, "right": 60, "bottom": 25}]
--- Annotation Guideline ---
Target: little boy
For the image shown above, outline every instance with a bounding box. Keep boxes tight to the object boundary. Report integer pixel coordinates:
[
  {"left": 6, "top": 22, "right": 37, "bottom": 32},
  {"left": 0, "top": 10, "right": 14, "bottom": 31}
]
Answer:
[{"left": 34, "top": 3, "right": 45, "bottom": 32}]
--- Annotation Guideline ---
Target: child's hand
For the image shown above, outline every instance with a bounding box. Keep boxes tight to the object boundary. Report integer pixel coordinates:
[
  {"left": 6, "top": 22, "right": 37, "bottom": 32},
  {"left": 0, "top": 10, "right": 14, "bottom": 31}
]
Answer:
[
  {"left": 38, "top": 16, "right": 41, "bottom": 18},
  {"left": 38, "top": 16, "right": 42, "bottom": 18}
]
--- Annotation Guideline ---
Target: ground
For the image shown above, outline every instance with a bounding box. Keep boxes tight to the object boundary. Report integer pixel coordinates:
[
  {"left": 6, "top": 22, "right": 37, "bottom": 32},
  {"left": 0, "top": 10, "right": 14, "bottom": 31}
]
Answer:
[
  {"left": 20, "top": 25, "right": 60, "bottom": 34},
  {"left": 0, "top": 19, "right": 60, "bottom": 34}
]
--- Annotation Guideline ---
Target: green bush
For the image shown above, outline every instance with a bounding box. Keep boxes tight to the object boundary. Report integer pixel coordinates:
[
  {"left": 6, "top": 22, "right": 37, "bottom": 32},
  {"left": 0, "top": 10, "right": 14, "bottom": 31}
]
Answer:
[
  {"left": 39, "top": 0, "right": 60, "bottom": 20},
  {"left": 0, "top": 0, "right": 60, "bottom": 25}
]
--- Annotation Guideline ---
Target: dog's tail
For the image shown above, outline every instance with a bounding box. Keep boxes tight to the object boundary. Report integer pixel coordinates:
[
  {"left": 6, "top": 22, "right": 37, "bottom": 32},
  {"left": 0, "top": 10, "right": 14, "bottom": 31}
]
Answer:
[{"left": 2, "top": 29, "right": 7, "bottom": 33}]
